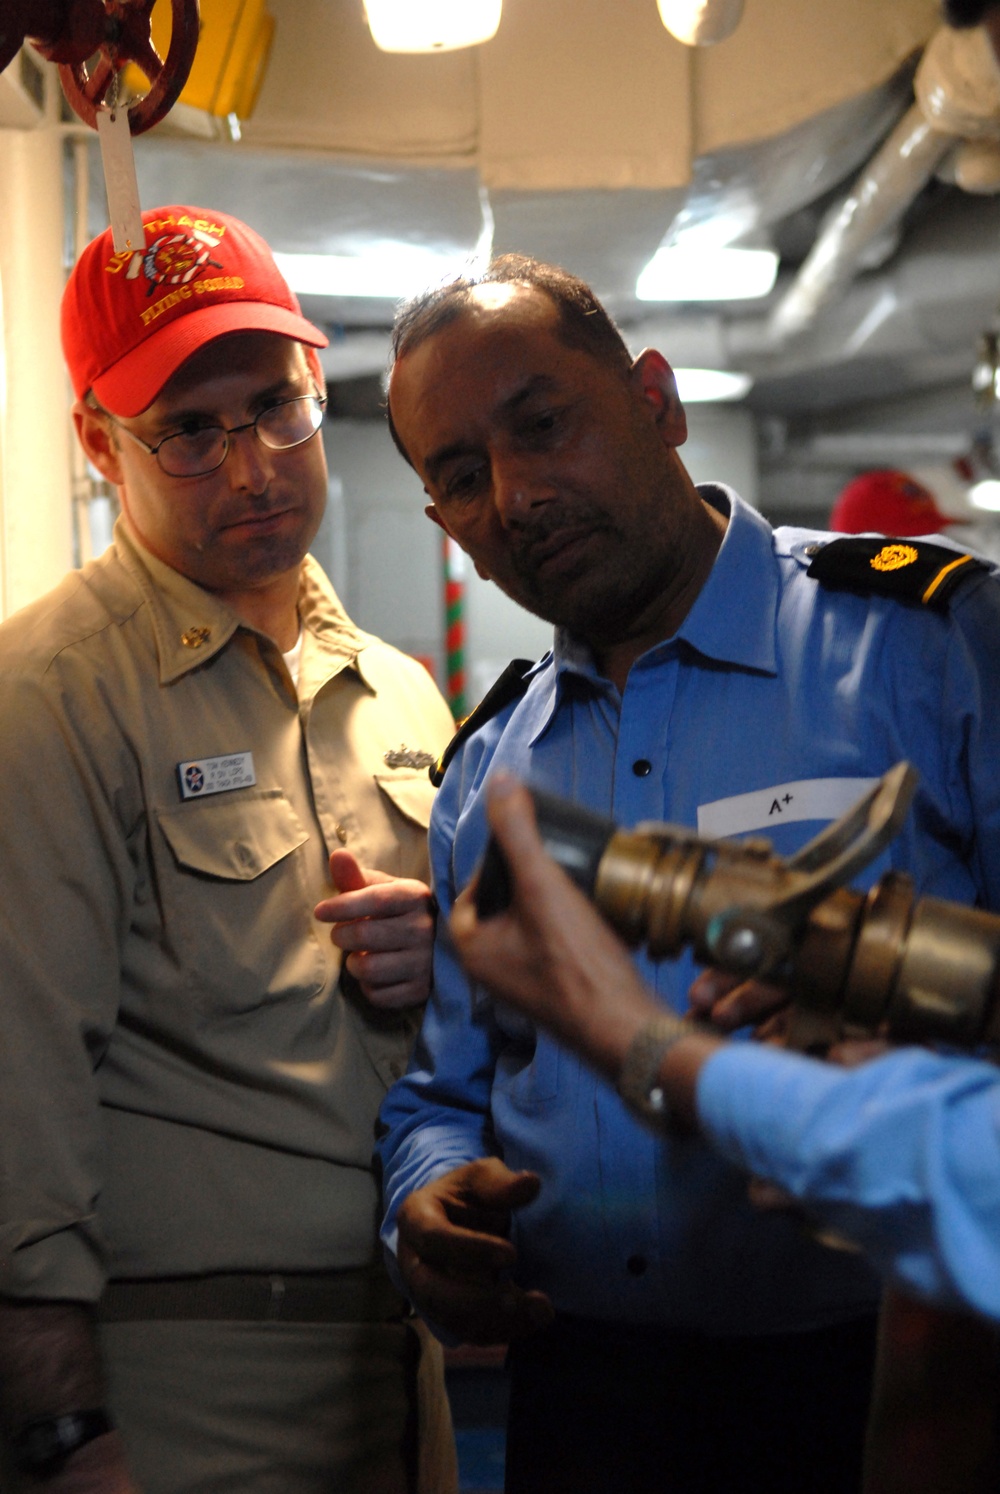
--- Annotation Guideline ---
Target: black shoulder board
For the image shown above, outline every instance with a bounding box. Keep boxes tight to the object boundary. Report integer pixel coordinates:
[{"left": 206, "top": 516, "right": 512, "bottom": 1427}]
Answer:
[
  {"left": 430, "top": 659, "right": 535, "bottom": 788},
  {"left": 806, "top": 536, "right": 988, "bottom": 609}
]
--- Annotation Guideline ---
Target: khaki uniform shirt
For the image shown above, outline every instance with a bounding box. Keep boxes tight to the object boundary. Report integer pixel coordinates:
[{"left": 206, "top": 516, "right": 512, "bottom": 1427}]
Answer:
[{"left": 0, "top": 520, "right": 454, "bottom": 1302}]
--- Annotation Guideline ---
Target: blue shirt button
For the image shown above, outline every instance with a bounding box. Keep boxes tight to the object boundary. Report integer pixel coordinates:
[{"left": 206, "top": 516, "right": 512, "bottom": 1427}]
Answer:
[{"left": 632, "top": 759, "right": 652, "bottom": 777}]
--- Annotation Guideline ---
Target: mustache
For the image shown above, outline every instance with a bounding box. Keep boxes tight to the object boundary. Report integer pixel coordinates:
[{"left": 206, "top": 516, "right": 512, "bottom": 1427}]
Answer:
[{"left": 510, "top": 503, "right": 618, "bottom": 574}]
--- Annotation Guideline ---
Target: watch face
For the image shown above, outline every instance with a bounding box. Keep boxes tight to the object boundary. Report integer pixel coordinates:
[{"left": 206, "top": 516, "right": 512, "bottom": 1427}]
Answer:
[{"left": 12, "top": 1411, "right": 112, "bottom": 1474}]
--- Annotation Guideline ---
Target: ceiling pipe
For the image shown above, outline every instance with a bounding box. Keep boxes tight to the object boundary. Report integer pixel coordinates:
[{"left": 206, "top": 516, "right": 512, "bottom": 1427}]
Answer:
[{"left": 769, "top": 24, "right": 1000, "bottom": 345}]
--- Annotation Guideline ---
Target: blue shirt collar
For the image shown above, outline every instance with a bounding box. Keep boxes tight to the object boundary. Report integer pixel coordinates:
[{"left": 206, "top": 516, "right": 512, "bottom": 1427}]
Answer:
[
  {"left": 550, "top": 483, "right": 778, "bottom": 675},
  {"left": 522, "top": 484, "right": 779, "bottom": 745},
  {"left": 671, "top": 484, "right": 779, "bottom": 676}
]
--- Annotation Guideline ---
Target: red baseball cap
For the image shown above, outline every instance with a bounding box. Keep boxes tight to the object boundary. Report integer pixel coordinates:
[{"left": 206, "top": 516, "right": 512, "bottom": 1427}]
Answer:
[
  {"left": 61, "top": 205, "right": 328, "bottom": 416},
  {"left": 829, "top": 470, "right": 958, "bottom": 536}
]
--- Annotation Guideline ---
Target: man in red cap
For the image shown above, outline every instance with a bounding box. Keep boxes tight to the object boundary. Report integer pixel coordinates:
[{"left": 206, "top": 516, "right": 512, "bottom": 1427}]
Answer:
[
  {"left": 0, "top": 207, "right": 456, "bottom": 1493},
  {"left": 829, "top": 469, "right": 958, "bottom": 536}
]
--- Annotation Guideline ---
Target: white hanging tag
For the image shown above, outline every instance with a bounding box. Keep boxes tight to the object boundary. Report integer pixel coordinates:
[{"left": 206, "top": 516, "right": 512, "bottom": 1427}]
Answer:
[{"left": 96, "top": 105, "right": 145, "bottom": 253}]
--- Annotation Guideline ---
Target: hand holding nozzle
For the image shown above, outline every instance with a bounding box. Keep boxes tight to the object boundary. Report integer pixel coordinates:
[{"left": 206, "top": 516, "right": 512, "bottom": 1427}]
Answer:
[{"left": 472, "top": 765, "right": 1000, "bottom": 1053}]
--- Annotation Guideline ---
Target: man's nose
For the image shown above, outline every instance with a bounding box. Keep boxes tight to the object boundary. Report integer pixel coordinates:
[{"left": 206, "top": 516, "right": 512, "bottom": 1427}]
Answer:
[
  {"left": 492, "top": 456, "right": 553, "bottom": 527},
  {"left": 224, "top": 423, "right": 273, "bottom": 492}
]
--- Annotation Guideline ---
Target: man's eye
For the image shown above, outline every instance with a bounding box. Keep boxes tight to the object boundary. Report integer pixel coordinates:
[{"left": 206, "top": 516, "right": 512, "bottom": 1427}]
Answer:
[
  {"left": 443, "top": 465, "right": 487, "bottom": 502},
  {"left": 522, "top": 409, "right": 559, "bottom": 442}
]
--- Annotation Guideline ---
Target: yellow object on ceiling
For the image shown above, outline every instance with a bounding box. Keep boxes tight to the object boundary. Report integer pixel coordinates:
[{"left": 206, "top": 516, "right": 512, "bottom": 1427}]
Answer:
[{"left": 126, "top": 0, "right": 275, "bottom": 122}]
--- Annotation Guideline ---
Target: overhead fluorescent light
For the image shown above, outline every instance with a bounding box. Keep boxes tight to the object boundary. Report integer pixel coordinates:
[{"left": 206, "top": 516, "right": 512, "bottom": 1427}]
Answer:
[
  {"left": 657, "top": 0, "right": 744, "bottom": 46},
  {"left": 364, "top": 0, "right": 501, "bottom": 52},
  {"left": 673, "top": 368, "right": 753, "bottom": 402},
  {"left": 637, "top": 246, "right": 778, "bottom": 302},
  {"left": 969, "top": 478, "right": 1000, "bottom": 511},
  {"left": 273, "top": 247, "right": 471, "bottom": 300}
]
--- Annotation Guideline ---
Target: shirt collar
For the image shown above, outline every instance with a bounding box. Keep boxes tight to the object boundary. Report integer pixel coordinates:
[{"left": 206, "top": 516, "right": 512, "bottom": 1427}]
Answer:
[
  {"left": 112, "top": 519, "right": 368, "bottom": 688},
  {"left": 670, "top": 484, "right": 778, "bottom": 676},
  {"left": 527, "top": 483, "right": 779, "bottom": 739}
]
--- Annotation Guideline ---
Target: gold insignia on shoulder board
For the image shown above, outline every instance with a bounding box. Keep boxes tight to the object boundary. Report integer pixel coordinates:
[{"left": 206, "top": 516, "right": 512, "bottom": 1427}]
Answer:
[
  {"left": 383, "top": 745, "right": 437, "bottom": 770},
  {"left": 870, "top": 544, "right": 918, "bottom": 573}
]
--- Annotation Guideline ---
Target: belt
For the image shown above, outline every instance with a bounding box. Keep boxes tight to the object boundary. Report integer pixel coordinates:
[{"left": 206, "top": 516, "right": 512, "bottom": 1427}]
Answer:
[{"left": 97, "top": 1269, "right": 408, "bottom": 1324}]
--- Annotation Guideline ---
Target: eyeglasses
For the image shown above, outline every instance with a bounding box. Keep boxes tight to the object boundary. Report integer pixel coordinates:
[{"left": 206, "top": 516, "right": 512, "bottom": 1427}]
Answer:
[{"left": 104, "top": 394, "right": 327, "bottom": 478}]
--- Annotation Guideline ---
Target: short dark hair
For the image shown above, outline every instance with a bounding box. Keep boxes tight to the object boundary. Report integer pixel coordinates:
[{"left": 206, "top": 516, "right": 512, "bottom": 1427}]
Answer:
[
  {"left": 385, "top": 253, "right": 632, "bottom": 465},
  {"left": 943, "top": 0, "right": 996, "bottom": 23}
]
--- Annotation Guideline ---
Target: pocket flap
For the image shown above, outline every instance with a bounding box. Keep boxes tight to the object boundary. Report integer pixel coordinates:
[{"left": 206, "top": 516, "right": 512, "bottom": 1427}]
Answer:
[
  {"left": 375, "top": 770, "right": 436, "bottom": 830},
  {"left": 156, "top": 791, "right": 309, "bottom": 881}
]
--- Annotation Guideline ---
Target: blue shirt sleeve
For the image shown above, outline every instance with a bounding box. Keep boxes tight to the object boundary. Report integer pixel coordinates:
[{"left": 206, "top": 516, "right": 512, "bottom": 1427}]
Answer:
[
  {"left": 696, "top": 1043, "right": 1000, "bottom": 1319},
  {"left": 376, "top": 754, "right": 502, "bottom": 1278}
]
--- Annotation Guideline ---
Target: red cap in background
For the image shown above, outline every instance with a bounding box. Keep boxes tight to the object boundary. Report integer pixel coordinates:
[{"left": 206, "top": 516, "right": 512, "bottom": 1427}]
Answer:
[{"left": 829, "top": 469, "right": 959, "bottom": 536}]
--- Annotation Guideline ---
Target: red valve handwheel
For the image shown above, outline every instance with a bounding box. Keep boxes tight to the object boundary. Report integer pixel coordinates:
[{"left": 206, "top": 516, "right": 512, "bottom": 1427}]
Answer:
[
  {"left": 56, "top": 0, "right": 200, "bottom": 134},
  {"left": 0, "top": 0, "right": 200, "bottom": 133}
]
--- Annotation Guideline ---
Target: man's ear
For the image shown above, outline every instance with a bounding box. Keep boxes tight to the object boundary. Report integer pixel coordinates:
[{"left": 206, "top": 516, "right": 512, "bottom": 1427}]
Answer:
[
  {"left": 630, "top": 349, "right": 687, "bottom": 449},
  {"left": 74, "top": 400, "right": 124, "bottom": 485},
  {"left": 423, "top": 503, "right": 490, "bottom": 580}
]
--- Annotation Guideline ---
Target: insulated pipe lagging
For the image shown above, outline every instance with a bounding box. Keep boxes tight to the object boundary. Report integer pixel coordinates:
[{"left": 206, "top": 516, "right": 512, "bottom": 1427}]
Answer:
[{"left": 769, "top": 103, "right": 955, "bottom": 343}]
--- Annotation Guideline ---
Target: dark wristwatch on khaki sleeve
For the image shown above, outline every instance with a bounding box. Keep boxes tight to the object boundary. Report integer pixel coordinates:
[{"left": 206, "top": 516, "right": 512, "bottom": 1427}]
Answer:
[{"left": 9, "top": 1409, "right": 113, "bottom": 1476}]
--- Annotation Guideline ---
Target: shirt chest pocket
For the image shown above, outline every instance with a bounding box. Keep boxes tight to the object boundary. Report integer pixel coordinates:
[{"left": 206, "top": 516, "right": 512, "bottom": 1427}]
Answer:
[
  {"left": 154, "top": 791, "right": 325, "bottom": 1016},
  {"left": 371, "top": 770, "right": 437, "bottom": 879}
]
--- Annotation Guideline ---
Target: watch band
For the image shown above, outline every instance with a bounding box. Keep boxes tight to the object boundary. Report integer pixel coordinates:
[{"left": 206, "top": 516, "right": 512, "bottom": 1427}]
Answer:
[
  {"left": 617, "top": 1012, "right": 695, "bottom": 1130},
  {"left": 10, "top": 1409, "right": 113, "bottom": 1475}
]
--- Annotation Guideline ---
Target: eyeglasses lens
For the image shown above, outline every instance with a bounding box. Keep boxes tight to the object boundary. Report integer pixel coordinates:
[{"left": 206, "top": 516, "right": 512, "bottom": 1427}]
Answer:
[{"left": 157, "top": 397, "right": 324, "bottom": 478}]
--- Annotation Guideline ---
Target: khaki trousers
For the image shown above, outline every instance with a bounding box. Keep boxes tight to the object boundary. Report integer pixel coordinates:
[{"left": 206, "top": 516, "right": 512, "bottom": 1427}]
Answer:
[{"left": 97, "top": 1316, "right": 456, "bottom": 1494}]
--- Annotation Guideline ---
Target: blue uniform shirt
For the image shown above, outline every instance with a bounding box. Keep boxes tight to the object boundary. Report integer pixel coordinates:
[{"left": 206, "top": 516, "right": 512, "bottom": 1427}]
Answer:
[
  {"left": 697, "top": 1044, "right": 1000, "bottom": 1322},
  {"left": 379, "top": 487, "right": 1000, "bottom": 1336}
]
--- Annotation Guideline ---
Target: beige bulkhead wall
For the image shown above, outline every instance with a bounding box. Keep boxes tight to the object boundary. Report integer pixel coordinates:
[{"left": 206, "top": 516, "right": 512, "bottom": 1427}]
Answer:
[{"left": 0, "top": 123, "right": 73, "bottom": 621}]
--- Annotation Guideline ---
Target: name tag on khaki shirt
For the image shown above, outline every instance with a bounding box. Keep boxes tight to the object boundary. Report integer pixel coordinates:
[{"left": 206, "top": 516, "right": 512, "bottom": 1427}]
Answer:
[{"left": 176, "top": 751, "right": 257, "bottom": 800}]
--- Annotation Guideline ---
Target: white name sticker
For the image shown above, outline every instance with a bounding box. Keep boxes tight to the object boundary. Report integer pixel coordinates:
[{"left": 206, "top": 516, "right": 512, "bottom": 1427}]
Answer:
[
  {"left": 697, "top": 777, "right": 879, "bottom": 838},
  {"left": 176, "top": 751, "right": 256, "bottom": 801}
]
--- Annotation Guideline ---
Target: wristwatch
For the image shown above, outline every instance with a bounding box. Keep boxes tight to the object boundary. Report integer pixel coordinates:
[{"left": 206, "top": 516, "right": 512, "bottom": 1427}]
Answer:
[
  {"left": 9, "top": 1409, "right": 113, "bottom": 1476},
  {"left": 617, "top": 1012, "right": 695, "bottom": 1130}
]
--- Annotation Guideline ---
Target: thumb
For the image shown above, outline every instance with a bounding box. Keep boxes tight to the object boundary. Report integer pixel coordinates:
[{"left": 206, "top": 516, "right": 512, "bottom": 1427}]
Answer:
[{"left": 328, "top": 849, "right": 368, "bottom": 894}]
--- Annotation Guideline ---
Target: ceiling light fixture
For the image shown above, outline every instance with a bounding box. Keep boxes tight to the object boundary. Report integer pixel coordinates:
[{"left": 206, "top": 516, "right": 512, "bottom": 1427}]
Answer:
[
  {"left": 673, "top": 368, "right": 753, "bottom": 402},
  {"left": 363, "top": 0, "right": 502, "bottom": 53},
  {"left": 969, "top": 478, "right": 1000, "bottom": 511},
  {"left": 273, "top": 246, "right": 472, "bottom": 300},
  {"left": 637, "top": 246, "right": 779, "bottom": 302},
  {"left": 656, "top": 0, "right": 744, "bottom": 46}
]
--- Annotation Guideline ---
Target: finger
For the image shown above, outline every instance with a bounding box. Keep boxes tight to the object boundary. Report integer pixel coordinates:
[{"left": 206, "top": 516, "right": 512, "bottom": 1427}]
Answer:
[
  {"left": 332, "top": 911, "right": 433, "bottom": 954},
  {"left": 482, "top": 777, "right": 552, "bottom": 903},
  {"left": 827, "top": 1037, "right": 890, "bottom": 1067},
  {"left": 707, "top": 979, "right": 788, "bottom": 1031},
  {"left": 401, "top": 1163, "right": 542, "bottom": 1256},
  {"left": 317, "top": 879, "right": 433, "bottom": 925},
  {"left": 461, "top": 1160, "right": 543, "bottom": 1215},
  {"left": 329, "top": 849, "right": 367, "bottom": 894},
  {"left": 687, "top": 968, "right": 744, "bottom": 1014},
  {"left": 747, "top": 1176, "right": 801, "bottom": 1213},
  {"left": 353, "top": 977, "right": 429, "bottom": 1010},
  {"left": 345, "top": 946, "right": 428, "bottom": 979},
  {"left": 398, "top": 1243, "right": 554, "bottom": 1345}
]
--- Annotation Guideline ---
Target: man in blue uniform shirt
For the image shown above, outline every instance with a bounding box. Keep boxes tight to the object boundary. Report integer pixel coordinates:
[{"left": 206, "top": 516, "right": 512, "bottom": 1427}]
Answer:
[{"left": 376, "top": 255, "right": 1000, "bottom": 1493}]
